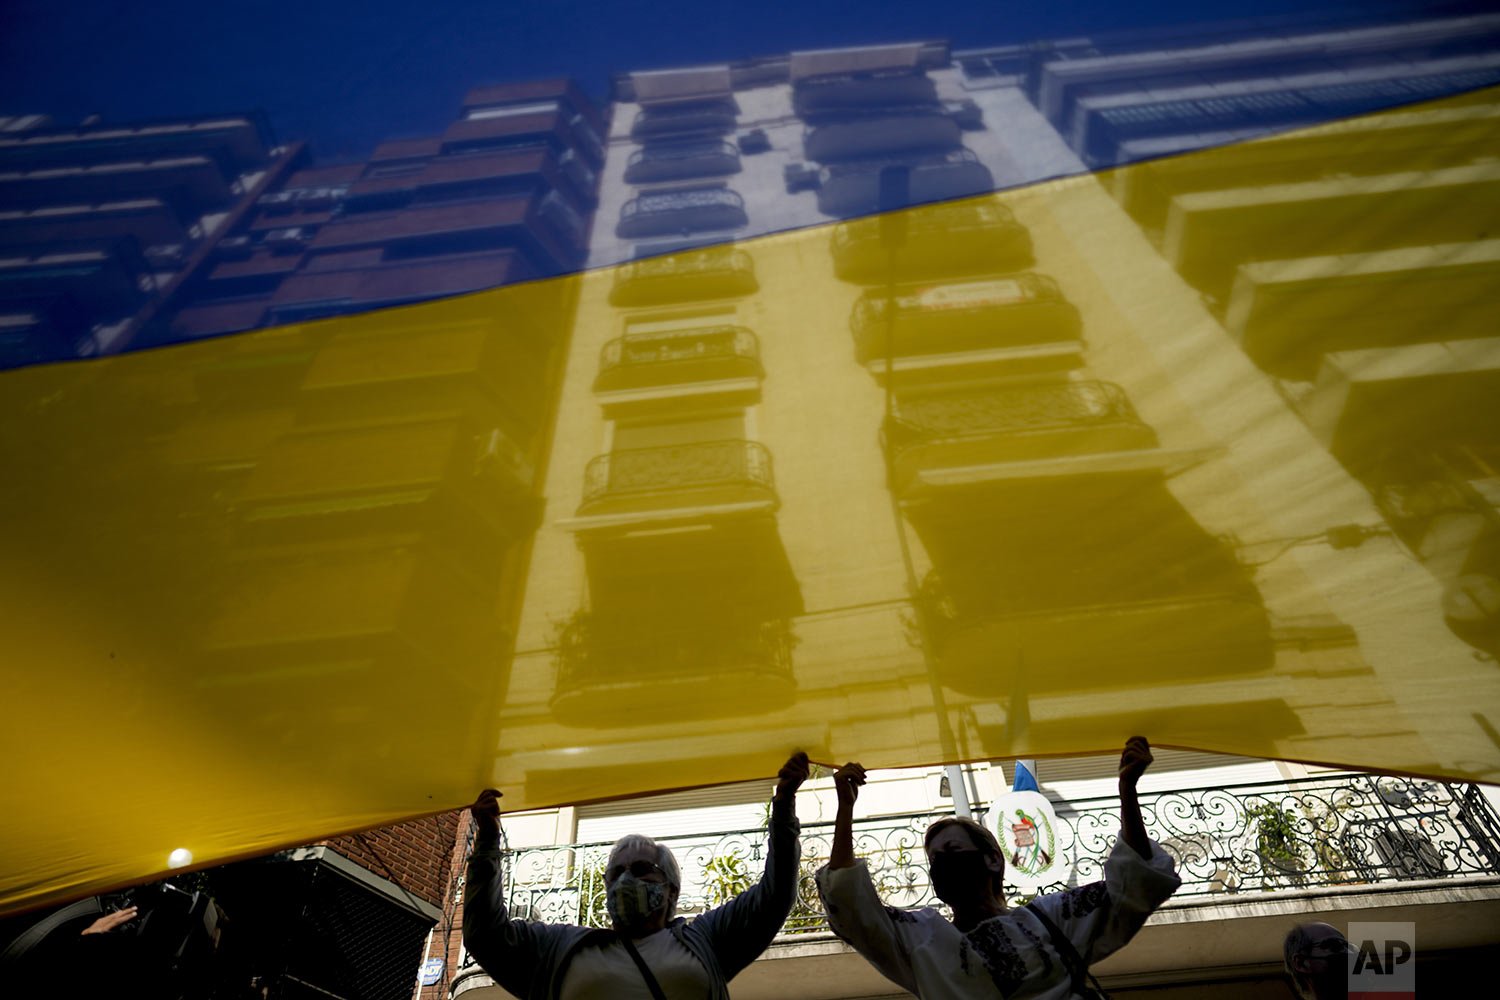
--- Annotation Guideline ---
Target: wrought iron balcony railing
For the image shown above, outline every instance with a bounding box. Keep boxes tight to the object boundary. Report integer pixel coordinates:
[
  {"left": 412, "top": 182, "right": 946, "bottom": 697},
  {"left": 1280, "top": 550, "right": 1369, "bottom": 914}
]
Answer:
[
  {"left": 850, "top": 272, "right": 1081, "bottom": 361},
  {"left": 885, "top": 381, "right": 1149, "bottom": 454},
  {"left": 631, "top": 101, "right": 739, "bottom": 139},
  {"left": 579, "top": 440, "right": 775, "bottom": 509},
  {"left": 596, "top": 325, "right": 761, "bottom": 391},
  {"left": 832, "top": 197, "right": 1017, "bottom": 249},
  {"left": 609, "top": 246, "right": 758, "bottom": 306},
  {"left": 455, "top": 772, "right": 1500, "bottom": 961},
  {"left": 554, "top": 613, "right": 795, "bottom": 688},
  {"left": 621, "top": 188, "right": 746, "bottom": 216},
  {"left": 625, "top": 141, "right": 741, "bottom": 183},
  {"left": 831, "top": 200, "right": 1034, "bottom": 283},
  {"left": 618, "top": 188, "right": 748, "bottom": 239}
]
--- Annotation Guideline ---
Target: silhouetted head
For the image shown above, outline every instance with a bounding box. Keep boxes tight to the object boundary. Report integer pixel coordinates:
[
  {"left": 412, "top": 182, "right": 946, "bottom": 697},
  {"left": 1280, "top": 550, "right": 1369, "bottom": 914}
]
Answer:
[
  {"left": 1284, "top": 921, "right": 1351, "bottom": 1000},
  {"left": 924, "top": 816, "right": 1005, "bottom": 905}
]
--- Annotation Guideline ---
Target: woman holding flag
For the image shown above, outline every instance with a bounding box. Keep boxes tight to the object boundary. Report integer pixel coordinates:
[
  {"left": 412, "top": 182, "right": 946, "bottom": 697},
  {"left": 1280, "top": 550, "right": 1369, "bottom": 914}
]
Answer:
[{"left": 816, "top": 737, "right": 1179, "bottom": 999}]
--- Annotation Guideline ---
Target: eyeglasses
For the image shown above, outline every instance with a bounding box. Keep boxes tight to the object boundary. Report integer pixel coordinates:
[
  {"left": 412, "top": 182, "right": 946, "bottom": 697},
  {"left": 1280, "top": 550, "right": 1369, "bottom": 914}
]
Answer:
[
  {"left": 1303, "top": 940, "right": 1355, "bottom": 958},
  {"left": 606, "top": 860, "right": 667, "bottom": 883}
]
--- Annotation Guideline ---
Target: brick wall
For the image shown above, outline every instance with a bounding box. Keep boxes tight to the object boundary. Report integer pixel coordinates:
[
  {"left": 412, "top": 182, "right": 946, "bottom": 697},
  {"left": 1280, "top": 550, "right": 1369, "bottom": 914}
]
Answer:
[
  {"left": 418, "top": 812, "right": 476, "bottom": 1000},
  {"left": 322, "top": 810, "right": 464, "bottom": 910}
]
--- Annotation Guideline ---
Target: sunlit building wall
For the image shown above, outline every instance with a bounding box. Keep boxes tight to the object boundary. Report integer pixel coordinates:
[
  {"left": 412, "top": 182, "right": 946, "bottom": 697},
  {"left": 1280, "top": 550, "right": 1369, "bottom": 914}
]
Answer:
[{"left": 969, "top": 9, "right": 1500, "bottom": 716}]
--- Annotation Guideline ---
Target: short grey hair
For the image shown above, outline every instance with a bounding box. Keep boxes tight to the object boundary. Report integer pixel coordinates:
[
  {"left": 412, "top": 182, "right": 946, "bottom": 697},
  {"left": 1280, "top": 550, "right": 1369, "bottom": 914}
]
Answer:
[{"left": 607, "top": 834, "right": 682, "bottom": 891}]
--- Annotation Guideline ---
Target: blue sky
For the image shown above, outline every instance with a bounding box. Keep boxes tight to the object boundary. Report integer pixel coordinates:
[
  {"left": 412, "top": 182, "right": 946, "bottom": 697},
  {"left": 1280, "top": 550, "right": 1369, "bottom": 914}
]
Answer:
[{"left": 0, "top": 1, "right": 1479, "bottom": 161}]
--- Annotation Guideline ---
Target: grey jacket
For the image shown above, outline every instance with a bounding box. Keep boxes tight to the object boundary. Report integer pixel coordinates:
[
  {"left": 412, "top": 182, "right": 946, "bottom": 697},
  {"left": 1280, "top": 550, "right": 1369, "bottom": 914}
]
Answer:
[{"left": 463, "top": 795, "right": 801, "bottom": 999}]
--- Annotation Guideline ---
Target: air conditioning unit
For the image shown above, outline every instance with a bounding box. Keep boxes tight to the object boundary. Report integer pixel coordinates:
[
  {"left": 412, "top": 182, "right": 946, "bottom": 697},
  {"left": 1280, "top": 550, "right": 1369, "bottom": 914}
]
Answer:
[
  {"left": 737, "top": 129, "right": 771, "bottom": 154},
  {"left": 947, "top": 99, "right": 984, "bottom": 130},
  {"left": 783, "top": 163, "right": 820, "bottom": 193}
]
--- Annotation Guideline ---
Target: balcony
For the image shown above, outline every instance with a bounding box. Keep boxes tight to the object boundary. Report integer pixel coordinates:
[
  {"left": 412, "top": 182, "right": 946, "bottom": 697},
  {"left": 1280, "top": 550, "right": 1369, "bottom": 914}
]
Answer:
[
  {"left": 884, "top": 381, "right": 1159, "bottom": 492},
  {"left": 1223, "top": 239, "right": 1500, "bottom": 380},
  {"left": 851, "top": 273, "right": 1081, "bottom": 364},
  {"left": 817, "top": 149, "right": 995, "bottom": 218},
  {"left": 0, "top": 240, "right": 152, "bottom": 315},
  {"left": 1298, "top": 338, "right": 1500, "bottom": 469},
  {"left": 440, "top": 109, "right": 570, "bottom": 155},
  {"left": 918, "top": 558, "right": 1271, "bottom": 696},
  {"left": 310, "top": 197, "right": 530, "bottom": 250},
  {"left": 345, "top": 148, "right": 550, "bottom": 203},
  {"left": 630, "top": 100, "right": 739, "bottom": 141},
  {"left": 831, "top": 198, "right": 1031, "bottom": 283},
  {"left": 624, "top": 141, "right": 742, "bottom": 184},
  {"left": 617, "top": 188, "right": 748, "bottom": 239},
  {"left": 609, "top": 246, "right": 758, "bottom": 306},
  {"left": 594, "top": 325, "right": 761, "bottom": 394},
  {"left": 307, "top": 197, "right": 578, "bottom": 271},
  {"left": 235, "top": 417, "right": 538, "bottom": 550},
  {"left": 0, "top": 116, "right": 272, "bottom": 171},
  {"left": 0, "top": 197, "right": 189, "bottom": 249},
  {"left": 577, "top": 440, "right": 776, "bottom": 523},
  {"left": 0, "top": 155, "right": 234, "bottom": 212},
  {"left": 549, "top": 613, "right": 795, "bottom": 726},
  {"left": 198, "top": 543, "right": 506, "bottom": 679},
  {"left": 1162, "top": 162, "right": 1500, "bottom": 303},
  {"left": 803, "top": 111, "right": 962, "bottom": 164},
  {"left": 269, "top": 250, "right": 534, "bottom": 319},
  {"left": 453, "top": 774, "right": 1500, "bottom": 944},
  {"left": 793, "top": 72, "right": 939, "bottom": 119}
]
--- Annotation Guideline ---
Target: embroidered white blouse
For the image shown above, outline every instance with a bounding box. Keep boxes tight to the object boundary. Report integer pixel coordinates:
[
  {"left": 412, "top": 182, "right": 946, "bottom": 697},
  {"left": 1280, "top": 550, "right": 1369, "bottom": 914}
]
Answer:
[{"left": 815, "top": 836, "right": 1180, "bottom": 999}]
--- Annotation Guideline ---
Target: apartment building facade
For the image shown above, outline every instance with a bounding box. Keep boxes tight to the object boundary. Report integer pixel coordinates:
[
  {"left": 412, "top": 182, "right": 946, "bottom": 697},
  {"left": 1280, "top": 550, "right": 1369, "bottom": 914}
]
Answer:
[
  {"left": 438, "top": 12, "right": 1500, "bottom": 999},
  {"left": 0, "top": 111, "right": 299, "bottom": 367},
  {"left": 166, "top": 78, "right": 602, "bottom": 342},
  {"left": 985, "top": 10, "right": 1500, "bottom": 673}
]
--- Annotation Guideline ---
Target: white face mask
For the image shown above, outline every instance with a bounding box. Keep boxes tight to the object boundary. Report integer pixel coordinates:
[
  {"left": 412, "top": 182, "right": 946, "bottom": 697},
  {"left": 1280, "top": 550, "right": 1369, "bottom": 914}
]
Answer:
[{"left": 606, "top": 872, "right": 668, "bottom": 931}]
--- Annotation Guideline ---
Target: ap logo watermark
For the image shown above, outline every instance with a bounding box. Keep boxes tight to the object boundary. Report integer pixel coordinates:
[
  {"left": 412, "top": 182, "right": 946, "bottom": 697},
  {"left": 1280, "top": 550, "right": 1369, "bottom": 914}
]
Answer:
[{"left": 1347, "top": 922, "right": 1414, "bottom": 999}]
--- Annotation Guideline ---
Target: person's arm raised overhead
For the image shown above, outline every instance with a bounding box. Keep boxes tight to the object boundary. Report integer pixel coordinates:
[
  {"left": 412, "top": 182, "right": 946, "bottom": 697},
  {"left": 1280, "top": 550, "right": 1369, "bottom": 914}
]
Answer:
[
  {"left": 828, "top": 762, "right": 866, "bottom": 870},
  {"left": 1029, "top": 737, "right": 1181, "bottom": 967},
  {"left": 815, "top": 762, "right": 919, "bottom": 994},
  {"left": 691, "top": 752, "right": 809, "bottom": 980},
  {"left": 1118, "top": 736, "right": 1152, "bottom": 859},
  {"left": 461, "top": 789, "right": 549, "bottom": 997}
]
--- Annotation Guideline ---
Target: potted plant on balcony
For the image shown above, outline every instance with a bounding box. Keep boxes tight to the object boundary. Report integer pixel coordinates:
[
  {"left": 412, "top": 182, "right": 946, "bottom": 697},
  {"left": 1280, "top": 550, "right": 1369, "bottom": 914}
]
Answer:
[
  {"left": 1249, "top": 802, "right": 1309, "bottom": 884},
  {"left": 700, "top": 852, "right": 754, "bottom": 907},
  {"left": 784, "top": 856, "right": 832, "bottom": 936}
]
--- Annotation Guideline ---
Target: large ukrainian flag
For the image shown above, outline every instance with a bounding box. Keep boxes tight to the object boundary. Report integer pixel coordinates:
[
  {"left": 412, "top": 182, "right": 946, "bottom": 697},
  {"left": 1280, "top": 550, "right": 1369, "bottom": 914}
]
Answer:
[{"left": 4, "top": 3, "right": 1500, "bottom": 913}]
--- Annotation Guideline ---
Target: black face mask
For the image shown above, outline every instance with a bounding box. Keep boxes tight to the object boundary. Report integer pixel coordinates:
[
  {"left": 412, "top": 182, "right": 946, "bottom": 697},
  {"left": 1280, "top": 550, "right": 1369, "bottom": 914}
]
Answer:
[{"left": 928, "top": 851, "right": 995, "bottom": 905}]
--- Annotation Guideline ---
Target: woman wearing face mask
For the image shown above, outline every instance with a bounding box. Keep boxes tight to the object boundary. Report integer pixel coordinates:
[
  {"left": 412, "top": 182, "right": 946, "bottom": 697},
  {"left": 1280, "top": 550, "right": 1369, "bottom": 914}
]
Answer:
[
  {"left": 463, "top": 752, "right": 808, "bottom": 999},
  {"left": 816, "top": 738, "right": 1179, "bottom": 999}
]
